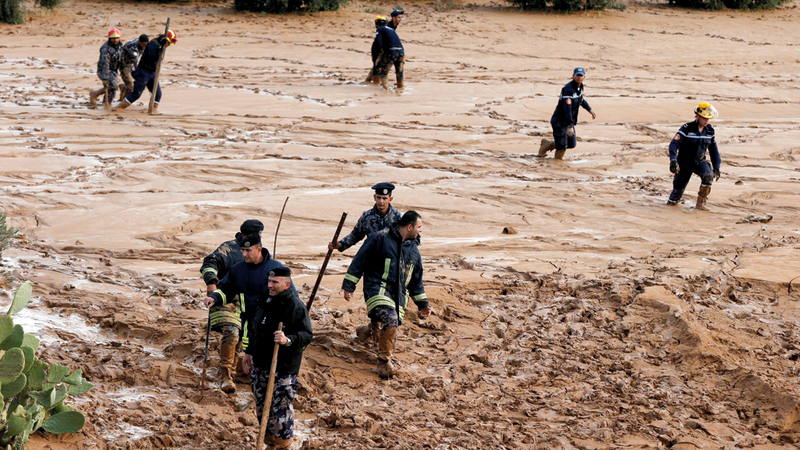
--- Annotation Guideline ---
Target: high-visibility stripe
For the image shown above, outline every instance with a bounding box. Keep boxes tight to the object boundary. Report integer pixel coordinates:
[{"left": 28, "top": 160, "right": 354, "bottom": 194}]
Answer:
[
  {"left": 345, "top": 274, "right": 360, "bottom": 284},
  {"left": 214, "top": 289, "right": 227, "bottom": 305},
  {"left": 242, "top": 321, "right": 249, "bottom": 351},
  {"left": 382, "top": 259, "right": 391, "bottom": 280},
  {"left": 560, "top": 94, "right": 582, "bottom": 99},
  {"left": 201, "top": 267, "right": 218, "bottom": 276},
  {"left": 677, "top": 131, "right": 713, "bottom": 140},
  {"left": 398, "top": 304, "right": 406, "bottom": 321},
  {"left": 413, "top": 293, "right": 428, "bottom": 302},
  {"left": 404, "top": 263, "right": 414, "bottom": 286},
  {"left": 366, "top": 295, "right": 395, "bottom": 311}
]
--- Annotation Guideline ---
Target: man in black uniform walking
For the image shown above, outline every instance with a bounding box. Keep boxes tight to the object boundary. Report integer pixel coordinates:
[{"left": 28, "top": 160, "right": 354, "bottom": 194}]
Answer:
[
  {"left": 115, "top": 30, "right": 177, "bottom": 112},
  {"left": 667, "top": 102, "right": 721, "bottom": 210},
  {"left": 373, "top": 20, "right": 405, "bottom": 90},
  {"left": 539, "top": 67, "right": 597, "bottom": 160}
]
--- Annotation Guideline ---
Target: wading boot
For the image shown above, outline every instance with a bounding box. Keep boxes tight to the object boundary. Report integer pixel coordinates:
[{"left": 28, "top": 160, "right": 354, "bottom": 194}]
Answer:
[
  {"left": 696, "top": 185, "right": 711, "bottom": 211},
  {"left": 220, "top": 339, "right": 237, "bottom": 394},
  {"left": 554, "top": 149, "right": 567, "bottom": 160},
  {"left": 89, "top": 88, "right": 104, "bottom": 109},
  {"left": 396, "top": 76, "right": 404, "bottom": 90},
  {"left": 380, "top": 76, "right": 390, "bottom": 91},
  {"left": 356, "top": 320, "right": 381, "bottom": 346},
  {"left": 377, "top": 326, "right": 397, "bottom": 378},
  {"left": 537, "top": 139, "right": 556, "bottom": 157},
  {"left": 112, "top": 100, "right": 130, "bottom": 112},
  {"left": 273, "top": 437, "right": 293, "bottom": 449},
  {"left": 151, "top": 102, "right": 159, "bottom": 114},
  {"left": 666, "top": 200, "right": 678, "bottom": 206}
]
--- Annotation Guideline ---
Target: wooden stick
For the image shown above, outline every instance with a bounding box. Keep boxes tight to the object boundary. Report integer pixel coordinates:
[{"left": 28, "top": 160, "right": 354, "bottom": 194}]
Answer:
[
  {"left": 255, "top": 322, "right": 283, "bottom": 450},
  {"left": 273, "top": 196, "right": 289, "bottom": 258},
  {"left": 148, "top": 18, "right": 170, "bottom": 114},
  {"left": 306, "top": 212, "right": 347, "bottom": 311},
  {"left": 198, "top": 310, "right": 211, "bottom": 400}
]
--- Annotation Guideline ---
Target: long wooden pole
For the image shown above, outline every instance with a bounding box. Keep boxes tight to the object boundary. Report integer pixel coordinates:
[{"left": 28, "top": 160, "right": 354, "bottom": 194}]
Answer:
[
  {"left": 255, "top": 322, "right": 282, "bottom": 450},
  {"left": 148, "top": 18, "right": 170, "bottom": 114},
  {"left": 306, "top": 212, "right": 347, "bottom": 311},
  {"left": 273, "top": 196, "right": 289, "bottom": 258},
  {"left": 198, "top": 310, "right": 211, "bottom": 400}
]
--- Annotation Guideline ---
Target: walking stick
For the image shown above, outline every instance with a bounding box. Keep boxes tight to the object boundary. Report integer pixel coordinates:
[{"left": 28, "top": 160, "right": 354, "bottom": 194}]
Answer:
[
  {"left": 148, "top": 18, "right": 170, "bottom": 114},
  {"left": 273, "top": 196, "right": 289, "bottom": 258},
  {"left": 306, "top": 212, "right": 347, "bottom": 311},
  {"left": 255, "top": 322, "right": 283, "bottom": 450},
  {"left": 198, "top": 310, "right": 211, "bottom": 400}
]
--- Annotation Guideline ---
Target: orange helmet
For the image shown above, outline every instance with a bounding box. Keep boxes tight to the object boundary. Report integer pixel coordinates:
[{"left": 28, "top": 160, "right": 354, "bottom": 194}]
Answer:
[
  {"left": 107, "top": 28, "right": 121, "bottom": 38},
  {"left": 165, "top": 30, "right": 177, "bottom": 44}
]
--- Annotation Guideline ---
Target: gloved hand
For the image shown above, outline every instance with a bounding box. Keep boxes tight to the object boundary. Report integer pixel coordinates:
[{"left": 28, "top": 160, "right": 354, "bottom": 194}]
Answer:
[
  {"left": 567, "top": 126, "right": 575, "bottom": 137},
  {"left": 714, "top": 169, "right": 721, "bottom": 181},
  {"left": 670, "top": 160, "right": 679, "bottom": 174}
]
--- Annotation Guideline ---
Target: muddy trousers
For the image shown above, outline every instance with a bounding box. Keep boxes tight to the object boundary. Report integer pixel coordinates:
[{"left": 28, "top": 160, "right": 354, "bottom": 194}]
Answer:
[
  {"left": 668, "top": 160, "right": 714, "bottom": 203},
  {"left": 91, "top": 75, "right": 119, "bottom": 106},
  {"left": 120, "top": 65, "right": 135, "bottom": 99},
  {"left": 551, "top": 117, "right": 577, "bottom": 157},
  {"left": 376, "top": 54, "right": 404, "bottom": 88},
  {"left": 218, "top": 324, "right": 241, "bottom": 371},
  {"left": 250, "top": 370, "right": 297, "bottom": 440},
  {"left": 124, "top": 68, "right": 162, "bottom": 105}
]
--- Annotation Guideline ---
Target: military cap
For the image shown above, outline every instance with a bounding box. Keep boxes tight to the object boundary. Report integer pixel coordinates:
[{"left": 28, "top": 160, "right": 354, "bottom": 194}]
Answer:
[
  {"left": 236, "top": 232, "right": 261, "bottom": 248},
  {"left": 391, "top": 9, "right": 404, "bottom": 16},
  {"left": 240, "top": 219, "right": 264, "bottom": 236},
  {"left": 372, "top": 182, "right": 395, "bottom": 196},
  {"left": 269, "top": 266, "right": 292, "bottom": 277}
]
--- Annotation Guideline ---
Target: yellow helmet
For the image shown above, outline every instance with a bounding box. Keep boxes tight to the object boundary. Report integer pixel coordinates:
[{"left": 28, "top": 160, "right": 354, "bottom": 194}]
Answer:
[
  {"left": 694, "top": 102, "right": 718, "bottom": 119},
  {"left": 375, "top": 16, "right": 388, "bottom": 26}
]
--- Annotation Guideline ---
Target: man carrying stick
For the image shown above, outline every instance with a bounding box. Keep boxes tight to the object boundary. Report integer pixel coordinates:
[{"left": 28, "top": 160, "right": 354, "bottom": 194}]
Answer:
[
  {"left": 114, "top": 30, "right": 177, "bottom": 112},
  {"left": 243, "top": 266, "right": 312, "bottom": 450}
]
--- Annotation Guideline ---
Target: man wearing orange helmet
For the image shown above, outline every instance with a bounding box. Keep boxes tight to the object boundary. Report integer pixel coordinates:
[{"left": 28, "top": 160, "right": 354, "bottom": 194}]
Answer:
[
  {"left": 667, "top": 102, "right": 721, "bottom": 210},
  {"left": 115, "top": 30, "right": 177, "bottom": 112},
  {"left": 89, "top": 29, "right": 124, "bottom": 109}
]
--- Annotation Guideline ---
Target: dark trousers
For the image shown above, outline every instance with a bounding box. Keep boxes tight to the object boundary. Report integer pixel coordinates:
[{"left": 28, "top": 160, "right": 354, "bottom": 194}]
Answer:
[
  {"left": 368, "top": 305, "right": 398, "bottom": 330},
  {"left": 550, "top": 118, "right": 577, "bottom": 151},
  {"left": 125, "top": 68, "right": 162, "bottom": 104},
  {"left": 668, "top": 160, "right": 714, "bottom": 203},
  {"left": 377, "top": 54, "right": 404, "bottom": 82}
]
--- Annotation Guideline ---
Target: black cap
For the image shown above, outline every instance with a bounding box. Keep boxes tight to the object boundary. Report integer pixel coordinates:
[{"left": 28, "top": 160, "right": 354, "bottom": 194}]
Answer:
[
  {"left": 139, "top": 34, "right": 149, "bottom": 43},
  {"left": 391, "top": 9, "right": 404, "bottom": 16},
  {"left": 236, "top": 232, "right": 261, "bottom": 248},
  {"left": 372, "top": 182, "right": 395, "bottom": 196},
  {"left": 269, "top": 266, "right": 292, "bottom": 277},
  {"left": 240, "top": 219, "right": 264, "bottom": 236}
]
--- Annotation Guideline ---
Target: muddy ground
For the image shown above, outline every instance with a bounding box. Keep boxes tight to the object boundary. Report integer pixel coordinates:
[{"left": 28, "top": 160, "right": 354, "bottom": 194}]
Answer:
[{"left": 1, "top": 0, "right": 800, "bottom": 448}]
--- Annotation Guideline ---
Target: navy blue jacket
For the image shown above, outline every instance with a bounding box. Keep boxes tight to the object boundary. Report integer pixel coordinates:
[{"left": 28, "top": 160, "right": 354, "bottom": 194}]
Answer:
[
  {"left": 246, "top": 288, "right": 312, "bottom": 374},
  {"left": 138, "top": 39, "right": 163, "bottom": 73},
  {"left": 551, "top": 80, "right": 592, "bottom": 127},
  {"left": 342, "top": 227, "right": 427, "bottom": 325},
  {"left": 375, "top": 26, "right": 404, "bottom": 58},
  {"left": 209, "top": 248, "right": 296, "bottom": 351},
  {"left": 668, "top": 121, "right": 721, "bottom": 171}
]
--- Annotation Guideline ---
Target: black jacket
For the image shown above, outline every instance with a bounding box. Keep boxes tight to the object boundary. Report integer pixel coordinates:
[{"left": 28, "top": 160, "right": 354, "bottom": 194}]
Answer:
[
  {"left": 200, "top": 237, "right": 243, "bottom": 286},
  {"left": 551, "top": 80, "right": 592, "bottom": 127},
  {"left": 668, "top": 121, "right": 721, "bottom": 171},
  {"left": 375, "top": 26, "right": 404, "bottom": 59},
  {"left": 138, "top": 39, "right": 163, "bottom": 73},
  {"left": 246, "top": 288, "right": 312, "bottom": 374}
]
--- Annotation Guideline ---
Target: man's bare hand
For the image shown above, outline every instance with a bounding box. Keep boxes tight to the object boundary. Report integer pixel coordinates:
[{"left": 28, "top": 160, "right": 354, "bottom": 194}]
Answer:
[
  {"left": 590, "top": 110, "right": 597, "bottom": 120},
  {"left": 419, "top": 306, "right": 432, "bottom": 318},
  {"left": 327, "top": 241, "right": 339, "bottom": 251},
  {"left": 204, "top": 297, "right": 215, "bottom": 308},
  {"left": 274, "top": 330, "right": 288, "bottom": 345},
  {"left": 242, "top": 354, "right": 252, "bottom": 374},
  {"left": 206, "top": 284, "right": 217, "bottom": 296},
  {"left": 344, "top": 291, "right": 353, "bottom": 301}
]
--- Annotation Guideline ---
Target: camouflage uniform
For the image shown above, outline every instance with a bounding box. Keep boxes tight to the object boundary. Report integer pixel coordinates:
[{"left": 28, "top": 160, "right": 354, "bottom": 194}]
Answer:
[
  {"left": 251, "top": 371, "right": 297, "bottom": 438},
  {"left": 96, "top": 40, "right": 123, "bottom": 102},
  {"left": 119, "top": 38, "right": 142, "bottom": 98},
  {"left": 201, "top": 238, "right": 244, "bottom": 392},
  {"left": 337, "top": 205, "right": 402, "bottom": 252}
]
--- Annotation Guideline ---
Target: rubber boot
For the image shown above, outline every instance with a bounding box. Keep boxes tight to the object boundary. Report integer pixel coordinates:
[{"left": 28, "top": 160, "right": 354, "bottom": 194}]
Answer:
[
  {"left": 273, "top": 437, "right": 293, "bottom": 449},
  {"left": 380, "top": 76, "right": 390, "bottom": 91},
  {"left": 666, "top": 200, "right": 678, "bottom": 206},
  {"left": 357, "top": 321, "right": 381, "bottom": 346},
  {"left": 396, "top": 76, "right": 404, "bottom": 90},
  {"left": 554, "top": 149, "right": 567, "bottom": 160},
  {"left": 112, "top": 99, "right": 130, "bottom": 111},
  {"left": 119, "top": 85, "right": 130, "bottom": 102},
  {"left": 537, "top": 139, "right": 556, "bottom": 157},
  {"left": 365, "top": 68, "right": 376, "bottom": 84},
  {"left": 220, "top": 339, "right": 237, "bottom": 393},
  {"left": 151, "top": 102, "right": 159, "bottom": 114},
  {"left": 377, "top": 326, "right": 397, "bottom": 378},
  {"left": 696, "top": 185, "right": 711, "bottom": 211},
  {"left": 89, "top": 88, "right": 104, "bottom": 109}
]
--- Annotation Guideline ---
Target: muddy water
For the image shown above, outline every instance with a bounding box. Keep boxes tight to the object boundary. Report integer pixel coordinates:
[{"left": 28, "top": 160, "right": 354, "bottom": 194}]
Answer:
[{"left": 2, "top": 0, "right": 800, "bottom": 448}]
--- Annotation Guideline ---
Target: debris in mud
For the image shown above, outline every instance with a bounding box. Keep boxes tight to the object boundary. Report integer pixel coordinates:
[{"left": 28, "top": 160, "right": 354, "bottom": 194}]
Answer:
[
  {"left": 502, "top": 226, "right": 518, "bottom": 234},
  {"left": 737, "top": 214, "right": 773, "bottom": 224}
]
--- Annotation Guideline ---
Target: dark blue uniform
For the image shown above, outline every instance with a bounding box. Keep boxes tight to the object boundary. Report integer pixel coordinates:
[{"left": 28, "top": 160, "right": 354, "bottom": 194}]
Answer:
[
  {"left": 124, "top": 39, "right": 163, "bottom": 105},
  {"left": 374, "top": 26, "right": 404, "bottom": 82},
  {"left": 667, "top": 121, "right": 721, "bottom": 204},
  {"left": 550, "top": 80, "right": 593, "bottom": 151},
  {"left": 337, "top": 205, "right": 402, "bottom": 252}
]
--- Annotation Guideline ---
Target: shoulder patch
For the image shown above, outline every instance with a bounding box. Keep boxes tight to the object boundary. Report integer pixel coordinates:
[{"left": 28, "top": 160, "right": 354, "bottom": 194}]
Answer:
[
  {"left": 673, "top": 134, "right": 681, "bottom": 140},
  {"left": 566, "top": 98, "right": 572, "bottom": 105}
]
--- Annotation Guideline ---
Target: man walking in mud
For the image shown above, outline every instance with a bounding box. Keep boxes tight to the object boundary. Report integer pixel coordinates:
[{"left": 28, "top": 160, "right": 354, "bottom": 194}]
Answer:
[
  {"left": 89, "top": 29, "right": 124, "bottom": 109},
  {"left": 114, "top": 30, "right": 177, "bottom": 112},
  {"left": 119, "top": 34, "right": 149, "bottom": 101},
  {"left": 200, "top": 219, "right": 264, "bottom": 393},
  {"left": 666, "top": 102, "right": 722, "bottom": 210},
  {"left": 342, "top": 210, "right": 430, "bottom": 378},
  {"left": 538, "top": 67, "right": 597, "bottom": 159},
  {"left": 372, "top": 19, "right": 405, "bottom": 90},
  {"left": 242, "top": 266, "right": 312, "bottom": 450},
  {"left": 329, "top": 182, "right": 403, "bottom": 346}
]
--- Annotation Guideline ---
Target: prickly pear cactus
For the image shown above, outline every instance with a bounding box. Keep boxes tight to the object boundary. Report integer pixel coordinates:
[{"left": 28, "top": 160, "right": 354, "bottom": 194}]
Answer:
[{"left": 0, "top": 282, "right": 93, "bottom": 448}]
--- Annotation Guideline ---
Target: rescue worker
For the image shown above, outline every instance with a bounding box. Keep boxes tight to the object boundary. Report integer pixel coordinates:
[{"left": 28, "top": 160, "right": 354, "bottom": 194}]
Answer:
[
  {"left": 89, "top": 29, "right": 123, "bottom": 109},
  {"left": 373, "top": 20, "right": 405, "bottom": 90},
  {"left": 388, "top": 9, "right": 404, "bottom": 30},
  {"left": 203, "top": 229, "right": 296, "bottom": 376},
  {"left": 342, "top": 211, "right": 431, "bottom": 378},
  {"left": 365, "top": 16, "right": 388, "bottom": 85},
  {"left": 119, "top": 34, "right": 149, "bottom": 101},
  {"left": 329, "top": 182, "right": 403, "bottom": 346},
  {"left": 200, "top": 219, "right": 264, "bottom": 393},
  {"left": 114, "top": 30, "right": 177, "bottom": 112},
  {"left": 667, "top": 102, "right": 721, "bottom": 210},
  {"left": 538, "top": 67, "right": 597, "bottom": 159},
  {"left": 242, "top": 266, "right": 312, "bottom": 450}
]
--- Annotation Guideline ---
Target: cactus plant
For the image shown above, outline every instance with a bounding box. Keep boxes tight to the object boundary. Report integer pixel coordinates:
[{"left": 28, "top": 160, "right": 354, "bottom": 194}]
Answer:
[
  {"left": 0, "top": 315, "right": 13, "bottom": 343},
  {"left": 0, "top": 347, "right": 25, "bottom": 383},
  {"left": 42, "top": 411, "right": 85, "bottom": 434},
  {"left": 6, "top": 281, "right": 31, "bottom": 316},
  {"left": 1, "top": 373, "right": 27, "bottom": 398},
  {"left": 0, "top": 325, "right": 24, "bottom": 350}
]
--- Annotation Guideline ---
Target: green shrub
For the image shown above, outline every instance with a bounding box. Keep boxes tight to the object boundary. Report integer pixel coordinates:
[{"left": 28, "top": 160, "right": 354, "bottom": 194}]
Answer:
[
  {"left": 669, "top": 0, "right": 786, "bottom": 9},
  {"left": 0, "top": 0, "right": 26, "bottom": 24},
  {"left": 235, "top": 0, "right": 339, "bottom": 13},
  {"left": 35, "top": 0, "right": 61, "bottom": 9},
  {"left": 0, "top": 212, "right": 17, "bottom": 260},
  {"left": 506, "top": 0, "right": 611, "bottom": 11}
]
